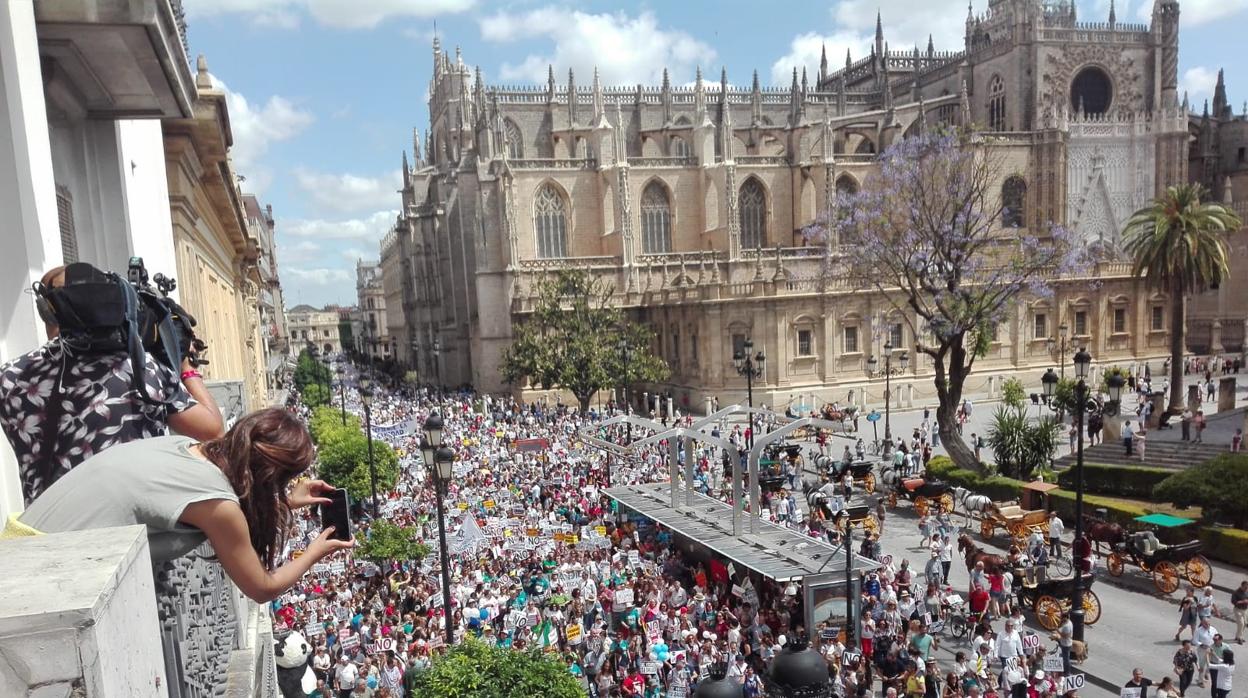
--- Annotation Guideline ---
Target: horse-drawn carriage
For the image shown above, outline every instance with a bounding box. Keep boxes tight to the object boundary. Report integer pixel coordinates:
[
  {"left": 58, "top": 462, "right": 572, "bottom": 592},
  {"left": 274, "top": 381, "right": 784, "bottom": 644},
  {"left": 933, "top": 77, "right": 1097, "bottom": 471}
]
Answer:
[
  {"left": 813, "top": 455, "right": 878, "bottom": 493},
  {"left": 1105, "top": 513, "right": 1213, "bottom": 594},
  {"left": 1016, "top": 572, "right": 1103, "bottom": 631},
  {"left": 978, "top": 504, "right": 1049, "bottom": 545},
  {"left": 819, "top": 403, "right": 858, "bottom": 431},
  {"left": 759, "top": 443, "right": 803, "bottom": 493},
  {"left": 828, "top": 503, "right": 881, "bottom": 536},
  {"left": 885, "top": 473, "right": 953, "bottom": 516}
]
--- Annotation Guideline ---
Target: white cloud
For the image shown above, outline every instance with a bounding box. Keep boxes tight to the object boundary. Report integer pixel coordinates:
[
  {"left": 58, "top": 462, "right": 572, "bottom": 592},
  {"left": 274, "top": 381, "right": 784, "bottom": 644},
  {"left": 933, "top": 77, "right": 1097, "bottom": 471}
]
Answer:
[
  {"left": 1129, "top": 0, "right": 1248, "bottom": 26},
  {"left": 831, "top": 0, "right": 965, "bottom": 55},
  {"left": 185, "top": 0, "right": 474, "bottom": 30},
  {"left": 284, "top": 209, "right": 399, "bottom": 242},
  {"left": 479, "top": 8, "right": 716, "bottom": 87},
  {"left": 771, "top": 31, "right": 872, "bottom": 87},
  {"left": 294, "top": 169, "right": 402, "bottom": 215},
  {"left": 283, "top": 267, "right": 353, "bottom": 284},
  {"left": 1181, "top": 66, "right": 1220, "bottom": 107},
  {"left": 210, "top": 74, "right": 313, "bottom": 189}
]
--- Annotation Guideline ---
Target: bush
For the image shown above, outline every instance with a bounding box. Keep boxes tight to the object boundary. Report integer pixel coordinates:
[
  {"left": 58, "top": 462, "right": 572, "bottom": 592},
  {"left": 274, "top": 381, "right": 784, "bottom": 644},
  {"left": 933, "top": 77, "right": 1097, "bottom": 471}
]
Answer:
[
  {"left": 926, "top": 455, "right": 955, "bottom": 477},
  {"left": 1046, "top": 489, "right": 1148, "bottom": 527},
  {"left": 1002, "top": 377, "right": 1027, "bottom": 408},
  {"left": 1155, "top": 453, "right": 1248, "bottom": 527},
  {"left": 311, "top": 407, "right": 401, "bottom": 503},
  {"left": 986, "top": 406, "right": 1061, "bottom": 480},
  {"left": 1198, "top": 527, "right": 1248, "bottom": 568},
  {"left": 410, "top": 637, "right": 583, "bottom": 698},
  {"left": 1056, "top": 463, "right": 1174, "bottom": 500},
  {"left": 356, "top": 520, "right": 429, "bottom": 563}
]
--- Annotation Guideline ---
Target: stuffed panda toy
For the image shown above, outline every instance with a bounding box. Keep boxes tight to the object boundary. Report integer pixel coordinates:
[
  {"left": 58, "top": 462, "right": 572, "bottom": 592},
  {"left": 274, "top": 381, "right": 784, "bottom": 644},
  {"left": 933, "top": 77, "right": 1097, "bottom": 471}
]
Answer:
[{"left": 274, "top": 629, "right": 316, "bottom": 698}]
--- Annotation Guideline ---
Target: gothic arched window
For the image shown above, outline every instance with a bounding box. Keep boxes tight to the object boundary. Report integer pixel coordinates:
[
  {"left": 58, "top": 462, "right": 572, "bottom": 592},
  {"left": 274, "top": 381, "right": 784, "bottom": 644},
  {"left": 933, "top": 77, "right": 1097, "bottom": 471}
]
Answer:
[
  {"left": 739, "top": 178, "right": 767, "bottom": 250},
  {"left": 534, "top": 184, "right": 568, "bottom": 258},
  {"left": 505, "top": 120, "right": 523, "bottom": 159},
  {"left": 1002, "top": 176, "right": 1027, "bottom": 228},
  {"left": 640, "top": 181, "right": 672, "bottom": 253},
  {"left": 670, "top": 136, "right": 690, "bottom": 158},
  {"left": 988, "top": 75, "right": 1006, "bottom": 131}
]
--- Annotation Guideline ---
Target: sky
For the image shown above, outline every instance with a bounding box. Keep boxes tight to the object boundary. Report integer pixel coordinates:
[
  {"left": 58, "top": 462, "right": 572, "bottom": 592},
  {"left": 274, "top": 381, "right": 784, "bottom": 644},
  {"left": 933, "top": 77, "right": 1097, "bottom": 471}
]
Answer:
[{"left": 181, "top": 0, "right": 1248, "bottom": 309}]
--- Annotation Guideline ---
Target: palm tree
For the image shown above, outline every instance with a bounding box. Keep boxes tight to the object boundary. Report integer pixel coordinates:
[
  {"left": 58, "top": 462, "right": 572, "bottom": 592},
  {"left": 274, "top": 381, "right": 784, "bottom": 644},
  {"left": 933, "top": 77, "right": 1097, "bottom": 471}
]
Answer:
[{"left": 1122, "top": 183, "right": 1241, "bottom": 413}]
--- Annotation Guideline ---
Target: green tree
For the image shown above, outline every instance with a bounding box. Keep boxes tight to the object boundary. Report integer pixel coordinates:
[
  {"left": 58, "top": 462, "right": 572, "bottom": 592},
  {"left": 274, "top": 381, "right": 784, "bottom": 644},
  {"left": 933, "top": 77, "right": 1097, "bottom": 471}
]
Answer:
[
  {"left": 301, "top": 382, "right": 331, "bottom": 408},
  {"left": 1154, "top": 453, "right": 1248, "bottom": 527},
  {"left": 410, "top": 637, "right": 583, "bottom": 698},
  {"left": 986, "top": 405, "right": 1061, "bottom": 480},
  {"left": 294, "top": 349, "right": 332, "bottom": 392},
  {"left": 500, "top": 269, "right": 669, "bottom": 413},
  {"left": 804, "top": 130, "right": 1084, "bottom": 474},
  {"left": 311, "top": 411, "right": 401, "bottom": 502},
  {"left": 1001, "top": 377, "right": 1027, "bottom": 408},
  {"left": 1123, "top": 184, "right": 1241, "bottom": 414},
  {"left": 356, "top": 520, "right": 430, "bottom": 563}
]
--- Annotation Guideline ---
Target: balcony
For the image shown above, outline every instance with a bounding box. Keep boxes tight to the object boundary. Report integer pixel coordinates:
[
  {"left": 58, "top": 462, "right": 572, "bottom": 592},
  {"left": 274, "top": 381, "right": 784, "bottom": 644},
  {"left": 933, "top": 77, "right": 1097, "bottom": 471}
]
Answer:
[
  {"left": 35, "top": 0, "right": 195, "bottom": 119},
  {"left": 0, "top": 526, "right": 276, "bottom": 697}
]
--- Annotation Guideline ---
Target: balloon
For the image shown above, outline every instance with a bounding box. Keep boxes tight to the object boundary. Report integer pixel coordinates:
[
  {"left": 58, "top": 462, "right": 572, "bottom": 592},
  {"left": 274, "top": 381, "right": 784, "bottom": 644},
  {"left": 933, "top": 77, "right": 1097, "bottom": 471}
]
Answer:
[
  {"left": 367, "top": 676, "right": 377, "bottom": 689},
  {"left": 658, "top": 650, "right": 670, "bottom": 661},
  {"left": 649, "top": 650, "right": 660, "bottom": 660},
  {"left": 480, "top": 608, "right": 490, "bottom": 620}
]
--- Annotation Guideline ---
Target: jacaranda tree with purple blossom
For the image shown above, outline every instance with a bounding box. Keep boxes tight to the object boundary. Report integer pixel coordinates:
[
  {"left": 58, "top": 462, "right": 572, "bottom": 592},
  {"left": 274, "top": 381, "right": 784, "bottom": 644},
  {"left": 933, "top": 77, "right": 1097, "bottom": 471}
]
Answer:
[{"left": 805, "top": 130, "right": 1085, "bottom": 474}]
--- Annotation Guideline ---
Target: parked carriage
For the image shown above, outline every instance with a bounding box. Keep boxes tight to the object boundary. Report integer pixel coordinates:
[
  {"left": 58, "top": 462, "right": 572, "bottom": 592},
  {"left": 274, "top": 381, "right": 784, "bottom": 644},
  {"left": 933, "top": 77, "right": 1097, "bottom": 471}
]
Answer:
[
  {"left": 1014, "top": 571, "right": 1102, "bottom": 631},
  {"left": 1106, "top": 513, "right": 1214, "bottom": 594},
  {"left": 885, "top": 473, "right": 953, "bottom": 516},
  {"left": 978, "top": 504, "right": 1050, "bottom": 545},
  {"left": 813, "top": 455, "right": 878, "bottom": 493},
  {"left": 827, "top": 503, "right": 881, "bottom": 536},
  {"left": 759, "top": 443, "right": 804, "bottom": 493}
]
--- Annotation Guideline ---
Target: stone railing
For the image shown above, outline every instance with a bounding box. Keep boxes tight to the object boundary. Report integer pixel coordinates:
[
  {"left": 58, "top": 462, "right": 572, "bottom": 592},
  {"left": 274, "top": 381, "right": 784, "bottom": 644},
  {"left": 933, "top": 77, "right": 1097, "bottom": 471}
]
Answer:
[
  {"left": 517, "top": 255, "right": 621, "bottom": 271},
  {"left": 629, "top": 156, "right": 697, "bottom": 168},
  {"left": 509, "top": 158, "right": 597, "bottom": 170},
  {"left": 736, "top": 155, "right": 789, "bottom": 166}
]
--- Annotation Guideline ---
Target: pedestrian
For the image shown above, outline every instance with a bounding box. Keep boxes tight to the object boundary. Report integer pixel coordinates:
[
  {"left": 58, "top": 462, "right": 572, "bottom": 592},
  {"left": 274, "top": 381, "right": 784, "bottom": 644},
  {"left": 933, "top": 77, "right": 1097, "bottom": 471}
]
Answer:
[
  {"left": 1181, "top": 408, "right": 1193, "bottom": 442},
  {"left": 1232, "top": 429, "right": 1243, "bottom": 453},
  {"left": 1056, "top": 611, "right": 1074, "bottom": 673},
  {"left": 1174, "top": 639, "right": 1198, "bottom": 696},
  {"left": 1232, "top": 580, "right": 1248, "bottom": 644},
  {"left": 1206, "top": 379, "right": 1216, "bottom": 403},
  {"left": 1194, "top": 617, "right": 1219, "bottom": 686},
  {"left": 1122, "top": 668, "right": 1153, "bottom": 698},
  {"left": 1137, "top": 427, "right": 1148, "bottom": 462},
  {"left": 1199, "top": 586, "right": 1219, "bottom": 622},
  {"left": 1194, "top": 411, "right": 1206, "bottom": 443},
  {"left": 971, "top": 433, "right": 982, "bottom": 462},
  {"left": 1177, "top": 596, "right": 1199, "bottom": 642},
  {"left": 1068, "top": 424, "right": 1077, "bottom": 452},
  {"left": 1207, "top": 648, "right": 1234, "bottom": 698},
  {"left": 1047, "top": 512, "right": 1064, "bottom": 559},
  {"left": 1123, "top": 420, "right": 1135, "bottom": 456}
]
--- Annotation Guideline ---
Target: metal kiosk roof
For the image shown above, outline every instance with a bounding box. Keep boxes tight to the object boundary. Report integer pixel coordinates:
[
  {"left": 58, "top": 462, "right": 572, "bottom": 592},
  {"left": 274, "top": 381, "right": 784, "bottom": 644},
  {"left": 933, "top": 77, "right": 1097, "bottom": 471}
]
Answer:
[{"left": 605, "top": 481, "right": 881, "bottom": 583}]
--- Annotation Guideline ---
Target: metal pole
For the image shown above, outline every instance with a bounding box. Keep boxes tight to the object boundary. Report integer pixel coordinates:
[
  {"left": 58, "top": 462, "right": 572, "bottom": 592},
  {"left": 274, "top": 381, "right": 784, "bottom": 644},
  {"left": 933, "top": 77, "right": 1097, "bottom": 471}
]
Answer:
[
  {"left": 339, "top": 379, "right": 347, "bottom": 426},
  {"left": 846, "top": 522, "right": 856, "bottom": 648},
  {"left": 1071, "top": 379, "right": 1087, "bottom": 641},
  {"left": 364, "top": 402, "right": 379, "bottom": 516},
  {"left": 884, "top": 355, "right": 893, "bottom": 442},
  {"left": 436, "top": 476, "right": 455, "bottom": 645},
  {"left": 746, "top": 363, "right": 754, "bottom": 450}
]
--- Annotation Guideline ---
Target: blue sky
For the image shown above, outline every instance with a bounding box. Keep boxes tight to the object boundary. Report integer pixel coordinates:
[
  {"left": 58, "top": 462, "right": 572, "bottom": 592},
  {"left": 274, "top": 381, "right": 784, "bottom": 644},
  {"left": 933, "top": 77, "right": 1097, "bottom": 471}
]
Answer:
[{"left": 182, "top": 0, "right": 1248, "bottom": 309}]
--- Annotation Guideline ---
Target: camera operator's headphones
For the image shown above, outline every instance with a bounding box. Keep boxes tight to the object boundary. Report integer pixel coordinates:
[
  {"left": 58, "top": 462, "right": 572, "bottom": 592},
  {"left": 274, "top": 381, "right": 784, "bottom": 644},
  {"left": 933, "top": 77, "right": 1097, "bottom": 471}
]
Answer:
[{"left": 32, "top": 263, "right": 151, "bottom": 404}]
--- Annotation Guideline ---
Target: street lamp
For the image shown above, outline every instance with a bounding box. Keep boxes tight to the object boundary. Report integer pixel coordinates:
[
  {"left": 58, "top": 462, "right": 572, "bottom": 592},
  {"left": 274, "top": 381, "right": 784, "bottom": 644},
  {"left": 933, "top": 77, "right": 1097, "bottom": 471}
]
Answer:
[
  {"left": 358, "top": 376, "right": 380, "bottom": 517},
  {"left": 336, "top": 365, "right": 347, "bottom": 426},
  {"left": 1046, "top": 323, "right": 1070, "bottom": 379},
  {"left": 432, "top": 338, "right": 443, "bottom": 388},
  {"left": 732, "top": 338, "right": 766, "bottom": 448},
  {"left": 421, "top": 413, "right": 455, "bottom": 646},
  {"left": 1068, "top": 346, "right": 1098, "bottom": 642},
  {"left": 867, "top": 341, "right": 908, "bottom": 443},
  {"left": 614, "top": 337, "right": 635, "bottom": 489}
]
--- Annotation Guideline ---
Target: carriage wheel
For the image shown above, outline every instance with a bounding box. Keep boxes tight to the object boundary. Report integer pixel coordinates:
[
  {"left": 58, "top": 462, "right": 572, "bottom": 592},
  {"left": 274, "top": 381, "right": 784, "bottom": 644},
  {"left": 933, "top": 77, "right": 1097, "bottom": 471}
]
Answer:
[
  {"left": 888, "top": 491, "right": 898, "bottom": 508},
  {"left": 915, "top": 497, "right": 930, "bottom": 517},
  {"left": 1185, "top": 556, "right": 1213, "bottom": 588},
  {"left": 1153, "top": 561, "right": 1181, "bottom": 594},
  {"left": 1138, "top": 559, "right": 1152, "bottom": 573},
  {"left": 864, "top": 473, "right": 876, "bottom": 493},
  {"left": 864, "top": 514, "right": 880, "bottom": 535},
  {"left": 940, "top": 493, "right": 954, "bottom": 513},
  {"left": 1106, "top": 552, "right": 1124, "bottom": 577},
  {"left": 1007, "top": 522, "right": 1026, "bottom": 541},
  {"left": 1083, "top": 591, "right": 1102, "bottom": 625},
  {"left": 980, "top": 519, "right": 994, "bottom": 539},
  {"left": 1050, "top": 556, "right": 1074, "bottom": 579},
  {"left": 1035, "top": 595, "right": 1063, "bottom": 631}
]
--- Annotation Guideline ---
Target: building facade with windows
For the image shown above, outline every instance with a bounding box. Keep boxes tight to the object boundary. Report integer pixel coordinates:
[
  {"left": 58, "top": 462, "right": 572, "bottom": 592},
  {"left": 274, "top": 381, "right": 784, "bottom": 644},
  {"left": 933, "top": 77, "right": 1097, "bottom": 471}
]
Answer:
[
  {"left": 287, "top": 304, "right": 345, "bottom": 355},
  {"left": 388, "top": 1, "right": 1239, "bottom": 410},
  {"left": 356, "top": 259, "right": 392, "bottom": 359}
]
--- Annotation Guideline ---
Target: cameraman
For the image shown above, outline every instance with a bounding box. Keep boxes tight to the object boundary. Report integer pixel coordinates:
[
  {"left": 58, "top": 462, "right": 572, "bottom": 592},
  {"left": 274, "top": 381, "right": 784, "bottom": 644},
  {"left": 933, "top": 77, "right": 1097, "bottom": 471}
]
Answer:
[{"left": 0, "top": 264, "right": 224, "bottom": 505}]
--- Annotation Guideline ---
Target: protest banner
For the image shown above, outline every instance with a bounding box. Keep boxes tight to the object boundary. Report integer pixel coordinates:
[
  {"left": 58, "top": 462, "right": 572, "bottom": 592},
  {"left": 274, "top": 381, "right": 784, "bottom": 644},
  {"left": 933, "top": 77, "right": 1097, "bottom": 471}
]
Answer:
[
  {"left": 821, "top": 627, "right": 841, "bottom": 639},
  {"left": 340, "top": 635, "right": 360, "bottom": 651},
  {"left": 842, "top": 651, "right": 862, "bottom": 666},
  {"left": 641, "top": 661, "right": 660, "bottom": 675},
  {"left": 1120, "top": 689, "right": 1141, "bottom": 698},
  {"left": 615, "top": 588, "right": 634, "bottom": 607},
  {"left": 1061, "top": 674, "right": 1085, "bottom": 692},
  {"left": 369, "top": 637, "right": 396, "bottom": 655},
  {"left": 1023, "top": 634, "right": 1041, "bottom": 653},
  {"left": 566, "top": 624, "right": 583, "bottom": 644},
  {"left": 1043, "top": 656, "right": 1064, "bottom": 673},
  {"left": 305, "top": 623, "right": 325, "bottom": 637}
]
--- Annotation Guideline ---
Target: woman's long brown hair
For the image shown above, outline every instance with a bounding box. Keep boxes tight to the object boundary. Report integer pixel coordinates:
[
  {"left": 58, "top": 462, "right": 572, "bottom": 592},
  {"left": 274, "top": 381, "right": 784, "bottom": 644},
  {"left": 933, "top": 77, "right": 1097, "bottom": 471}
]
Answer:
[{"left": 200, "top": 407, "right": 314, "bottom": 567}]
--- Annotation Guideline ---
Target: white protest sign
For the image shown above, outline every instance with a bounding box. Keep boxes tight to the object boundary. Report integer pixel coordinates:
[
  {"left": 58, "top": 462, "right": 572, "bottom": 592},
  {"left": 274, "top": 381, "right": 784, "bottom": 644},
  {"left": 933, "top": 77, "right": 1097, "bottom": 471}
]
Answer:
[
  {"left": 821, "top": 627, "right": 841, "bottom": 639},
  {"left": 329, "top": 561, "right": 346, "bottom": 574},
  {"left": 333, "top": 606, "right": 349, "bottom": 621},
  {"left": 1023, "top": 634, "right": 1041, "bottom": 652},
  {"left": 928, "top": 620, "right": 945, "bottom": 634},
  {"left": 628, "top": 550, "right": 641, "bottom": 567},
  {"left": 340, "top": 635, "right": 361, "bottom": 651},
  {"left": 880, "top": 554, "right": 894, "bottom": 567},
  {"left": 1043, "top": 656, "right": 1065, "bottom": 673},
  {"left": 305, "top": 623, "right": 325, "bottom": 637},
  {"left": 1120, "top": 688, "right": 1141, "bottom": 698},
  {"left": 615, "top": 588, "right": 635, "bottom": 607},
  {"left": 842, "top": 651, "right": 862, "bottom": 666},
  {"left": 1062, "top": 674, "right": 1085, "bottom": 692},
  {"left": 641, "top": 661, "right": 660, "bottom": 675},
  {"left": 668, "top": 687, "right": 687, "bottom": 698},
  {"left": 369, "top": 637, "right": 397, "bottom": 654},
  {"left": 731, "top": 584, "right": 745, "bottom": 597}
]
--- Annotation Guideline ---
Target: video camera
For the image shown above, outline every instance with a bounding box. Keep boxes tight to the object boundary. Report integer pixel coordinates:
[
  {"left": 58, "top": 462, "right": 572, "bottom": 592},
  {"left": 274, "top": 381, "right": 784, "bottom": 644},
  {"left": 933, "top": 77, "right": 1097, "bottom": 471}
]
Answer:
[{"left": 32, "top": 257, "right": 207, "bottom": 404}]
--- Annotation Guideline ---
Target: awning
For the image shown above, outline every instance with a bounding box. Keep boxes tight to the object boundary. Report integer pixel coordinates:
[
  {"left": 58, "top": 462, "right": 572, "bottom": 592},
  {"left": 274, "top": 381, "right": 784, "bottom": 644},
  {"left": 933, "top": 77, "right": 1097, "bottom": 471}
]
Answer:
[
  {"left": 267, "top": 354, "right": 287, "bottom": 372},
  {"left": 605, "top": 482, "right": 881, "bottom": 582},
  {"left": 1135, "top": 513, "right": 1196, "bottom": 528}
]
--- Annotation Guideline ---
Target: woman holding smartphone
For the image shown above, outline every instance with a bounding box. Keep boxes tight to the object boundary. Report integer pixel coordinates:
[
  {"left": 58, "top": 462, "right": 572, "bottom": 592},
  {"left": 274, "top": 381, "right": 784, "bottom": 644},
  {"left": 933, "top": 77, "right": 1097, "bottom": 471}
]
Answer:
[{"left": 8, "top": 407, "right": 352, "bottom": 602}]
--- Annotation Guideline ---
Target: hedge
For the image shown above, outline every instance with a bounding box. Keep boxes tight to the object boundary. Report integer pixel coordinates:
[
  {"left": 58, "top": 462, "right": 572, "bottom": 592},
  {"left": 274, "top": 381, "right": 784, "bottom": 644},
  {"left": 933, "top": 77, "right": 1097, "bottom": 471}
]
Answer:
[
  {"left": 1056, "top": 463, "right": 1174, "bottom": 500},
  {"left": 1198, "top": 527, "right": 1248, "bottom": 569},
  {"left": 1045, "top": 489, "right": 1149, "bottom": 528}
]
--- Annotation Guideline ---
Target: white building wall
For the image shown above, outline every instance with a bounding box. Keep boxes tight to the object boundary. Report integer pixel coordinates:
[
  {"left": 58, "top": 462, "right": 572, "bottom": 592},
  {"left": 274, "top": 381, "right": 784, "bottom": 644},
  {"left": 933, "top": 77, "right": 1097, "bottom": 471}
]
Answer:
[
  {"left": 116, "top": 119, "right": 177, "bottom": 294},
  {"left": 0, "top": 0, "right": 62, "bottom": 520}
]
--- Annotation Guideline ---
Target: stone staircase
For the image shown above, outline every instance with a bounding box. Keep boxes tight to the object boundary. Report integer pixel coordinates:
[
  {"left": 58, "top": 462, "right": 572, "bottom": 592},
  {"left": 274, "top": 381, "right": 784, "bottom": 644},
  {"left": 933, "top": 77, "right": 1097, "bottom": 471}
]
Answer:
[{"left": 1052, "top": 440, "right": 1229, "bottom": 470}]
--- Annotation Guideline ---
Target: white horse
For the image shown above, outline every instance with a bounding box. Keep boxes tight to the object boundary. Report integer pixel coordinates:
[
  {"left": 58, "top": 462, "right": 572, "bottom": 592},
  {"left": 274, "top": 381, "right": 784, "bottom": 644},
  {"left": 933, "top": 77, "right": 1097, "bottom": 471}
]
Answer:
[{"left": 952, "top": 486, "right": 994, "bottom": 515}]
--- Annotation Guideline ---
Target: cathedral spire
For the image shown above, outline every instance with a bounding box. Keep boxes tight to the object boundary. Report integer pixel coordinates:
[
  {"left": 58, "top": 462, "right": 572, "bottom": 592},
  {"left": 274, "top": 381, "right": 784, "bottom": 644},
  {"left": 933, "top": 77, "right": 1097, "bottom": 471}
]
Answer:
[
  {"left": 695, "top": 66, "right": 707, "bottom": 122},
  {"left": 567, "top": 67, "right": 577, "bottom": 125},
  {"left": 413, "top": 127, "right": 422, "bottom": 166},
  {"left": 720, "top": 66, "right": 729, "bottom": 106},
  {"left": 927, "top": 34, "right": 935, "bottom": 56},
  {"left": 846, "top": 48, "right": 852, "bottom": 69},
  {"left": 592, "top": 66, "right": 604, "bottom": 122},
  {"left": 875, "top": 10, "right": 885, "bottom": 57},
  {"left": 801, "top": 66, "right": 808, "bottom": 96},
  {"left": 1213, "top": 68, "right": 1228, "bottom": 118},
  {"left": 1108, "top": 0, "right": 1116, "bottom": 26},
  {"left": 959, "top": 80, "right": 970, "bottom": 124},
  {"left": 820, "top": 43, "right": 828, "bottom": 82},
  {"left": 547, "top": 64, "right": 556, "bottom": 102}
]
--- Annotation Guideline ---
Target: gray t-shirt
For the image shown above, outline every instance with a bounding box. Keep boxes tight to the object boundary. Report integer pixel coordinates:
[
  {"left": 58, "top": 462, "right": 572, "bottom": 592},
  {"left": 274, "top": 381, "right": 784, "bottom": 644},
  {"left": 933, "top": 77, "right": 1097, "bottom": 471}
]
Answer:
[{"left": 20, "top": 435, "right": 238, "bottom": 561}]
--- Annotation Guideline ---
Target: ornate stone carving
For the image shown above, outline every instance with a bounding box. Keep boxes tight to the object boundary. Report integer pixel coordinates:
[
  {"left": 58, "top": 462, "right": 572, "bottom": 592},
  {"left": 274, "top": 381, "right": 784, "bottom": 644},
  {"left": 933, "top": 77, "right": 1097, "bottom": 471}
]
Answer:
[
  {"left": 154, "top": 544, "right": 240, "bottom": 698},
  {"left": 1042, "top": 46, "right": 1144, "bottom": 112}
]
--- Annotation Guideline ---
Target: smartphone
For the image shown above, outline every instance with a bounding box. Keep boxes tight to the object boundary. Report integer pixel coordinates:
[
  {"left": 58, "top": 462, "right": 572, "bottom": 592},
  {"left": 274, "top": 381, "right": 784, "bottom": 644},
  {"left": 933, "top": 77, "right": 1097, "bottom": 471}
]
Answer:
[{"left": 320, "top": 488, "right": 352, "bottom": 542}]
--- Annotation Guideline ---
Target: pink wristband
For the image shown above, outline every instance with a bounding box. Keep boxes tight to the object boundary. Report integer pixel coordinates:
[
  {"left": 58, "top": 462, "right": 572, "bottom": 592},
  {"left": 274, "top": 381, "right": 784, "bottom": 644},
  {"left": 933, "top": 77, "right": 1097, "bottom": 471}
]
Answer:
[{"left": 181, "top": 369, "right": 203, "bottom": 381}]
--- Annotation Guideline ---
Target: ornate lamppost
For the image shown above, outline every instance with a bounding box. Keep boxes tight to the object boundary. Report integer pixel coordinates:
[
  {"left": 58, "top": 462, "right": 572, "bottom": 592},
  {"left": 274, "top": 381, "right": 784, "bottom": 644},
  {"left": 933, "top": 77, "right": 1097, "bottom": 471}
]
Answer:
[
  {"left": 421, "top": 413, "right": 456, "bottom": 646},
  {"left": 732, "top": 338, "right": 766, "bottom": 448},
  {"left": 867, "top": 341, "right": 909, "bottom": 444},
  {"left": 767, "top": 635, "right": 832, "bottom": 697},
  {"left": 1047, "top": 322, "right": 1070, "bottom": 379},
  {"left": 358, "top": 375, "right": 380, "bottom": 517},
  {"left": 336, "top": 365, "right": 347, "bottom": 426}
]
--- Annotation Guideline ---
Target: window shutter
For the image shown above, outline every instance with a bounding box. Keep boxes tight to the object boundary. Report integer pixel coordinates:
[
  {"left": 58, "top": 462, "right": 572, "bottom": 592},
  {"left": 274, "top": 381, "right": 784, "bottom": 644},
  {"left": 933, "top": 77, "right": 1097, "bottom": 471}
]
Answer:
[{"left": 56, "top": 185, "right": 79, "bottom": 264}]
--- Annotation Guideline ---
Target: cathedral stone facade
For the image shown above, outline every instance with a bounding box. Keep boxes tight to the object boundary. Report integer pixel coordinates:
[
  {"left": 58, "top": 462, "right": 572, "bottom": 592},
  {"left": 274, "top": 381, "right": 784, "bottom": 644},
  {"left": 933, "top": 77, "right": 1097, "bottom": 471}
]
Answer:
[{"left": 381, "top": 0, "right": 1242, "bottom": 411}]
